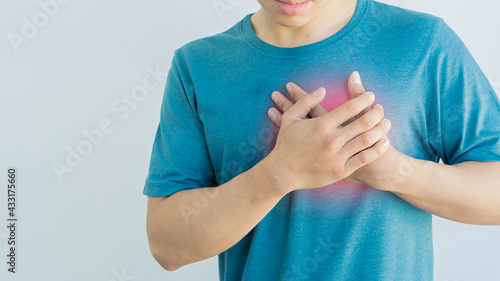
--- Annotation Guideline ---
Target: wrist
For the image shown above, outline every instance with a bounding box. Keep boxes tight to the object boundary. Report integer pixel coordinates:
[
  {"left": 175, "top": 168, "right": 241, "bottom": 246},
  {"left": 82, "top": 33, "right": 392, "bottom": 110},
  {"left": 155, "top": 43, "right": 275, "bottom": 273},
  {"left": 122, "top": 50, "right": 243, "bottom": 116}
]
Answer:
[
  {"left": 380, "top": 149, "right": 425, "bottom": 193},
  {"left": 257, "top": 153, "right": 298, "bottom": 196},
  {"left": 354, "top": 146, "right": 407, "bottom": 191}
]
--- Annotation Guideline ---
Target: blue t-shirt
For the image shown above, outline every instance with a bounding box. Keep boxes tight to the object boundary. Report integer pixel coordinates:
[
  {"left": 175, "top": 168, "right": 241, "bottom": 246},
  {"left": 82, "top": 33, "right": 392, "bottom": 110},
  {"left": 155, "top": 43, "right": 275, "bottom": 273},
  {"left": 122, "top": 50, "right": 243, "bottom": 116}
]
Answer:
[{"left": 143, "top": 0, "right": 500, "bottom": 280}]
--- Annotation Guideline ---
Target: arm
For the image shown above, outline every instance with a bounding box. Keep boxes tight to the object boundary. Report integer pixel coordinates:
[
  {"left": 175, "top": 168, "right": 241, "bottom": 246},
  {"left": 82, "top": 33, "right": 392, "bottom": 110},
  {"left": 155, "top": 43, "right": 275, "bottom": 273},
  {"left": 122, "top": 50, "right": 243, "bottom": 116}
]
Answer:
[
  {"left": 146, "top": 157, "right": 286, "bottom": 271},
  {"left": 369, "top": 148, "right": 500, "bottom": 225}
]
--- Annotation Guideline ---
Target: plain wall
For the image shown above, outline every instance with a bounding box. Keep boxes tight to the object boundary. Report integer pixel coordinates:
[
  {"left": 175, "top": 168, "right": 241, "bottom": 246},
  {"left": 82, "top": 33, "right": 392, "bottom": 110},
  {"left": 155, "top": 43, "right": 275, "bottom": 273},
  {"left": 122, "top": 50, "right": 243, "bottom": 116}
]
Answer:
[{"left": 1, "top": 0, "right": 499, "bottom": 280}]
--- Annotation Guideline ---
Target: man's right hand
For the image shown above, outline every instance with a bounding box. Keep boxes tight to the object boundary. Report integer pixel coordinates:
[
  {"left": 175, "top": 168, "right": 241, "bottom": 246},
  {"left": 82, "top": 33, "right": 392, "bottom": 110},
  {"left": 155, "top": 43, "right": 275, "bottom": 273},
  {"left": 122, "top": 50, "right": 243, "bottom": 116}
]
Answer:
[{"left": 264, "top": 86, "right": 390, "bottom": 194}]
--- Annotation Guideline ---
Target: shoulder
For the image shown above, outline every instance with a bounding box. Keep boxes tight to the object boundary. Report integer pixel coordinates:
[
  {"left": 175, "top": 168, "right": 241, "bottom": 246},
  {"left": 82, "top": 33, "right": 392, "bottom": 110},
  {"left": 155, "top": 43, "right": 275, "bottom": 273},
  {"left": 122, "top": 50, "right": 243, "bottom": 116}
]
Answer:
[
  {"left": 364, "top": 1, "right": 459, "bottom": 55},
  {"left": 172, "top": 19, "right": 246, "bottom": 68},
  {"left": 370, "top": 1, "right": 444, "bottom": 28},
  {"left": 367, "top": 1, "right": 449, "bottom": 42}
]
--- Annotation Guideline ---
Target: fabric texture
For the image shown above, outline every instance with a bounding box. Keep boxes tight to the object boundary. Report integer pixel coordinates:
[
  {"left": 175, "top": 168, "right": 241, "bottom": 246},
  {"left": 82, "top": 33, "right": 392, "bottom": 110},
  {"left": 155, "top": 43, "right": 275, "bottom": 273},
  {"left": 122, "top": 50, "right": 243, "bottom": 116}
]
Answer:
[{"left": 143, "top": 0, "right": 500, "bottom": 280}]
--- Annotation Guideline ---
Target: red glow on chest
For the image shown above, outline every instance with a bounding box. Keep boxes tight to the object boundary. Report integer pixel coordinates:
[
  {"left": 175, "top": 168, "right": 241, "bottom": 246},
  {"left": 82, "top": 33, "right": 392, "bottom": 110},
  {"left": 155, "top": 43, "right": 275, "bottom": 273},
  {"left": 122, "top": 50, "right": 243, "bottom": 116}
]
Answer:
[{"left": 320, "top": 86, "right": 351, "bottom": 112}]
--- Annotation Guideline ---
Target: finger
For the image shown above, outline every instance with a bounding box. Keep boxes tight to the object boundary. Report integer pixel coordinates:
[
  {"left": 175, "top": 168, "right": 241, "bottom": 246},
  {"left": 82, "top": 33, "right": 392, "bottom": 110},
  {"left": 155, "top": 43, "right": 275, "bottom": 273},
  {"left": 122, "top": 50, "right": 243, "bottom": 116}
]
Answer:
[
  {"left": 339, "top": 103, "right": 385, "bottom": 141},
  {"left": 341, "top": 71, "right": 369, "bottom": 127},
  {"left": 286, "top": 82, "right": 329, "bottom": 118},
  {"left": 320, "top": 91, "right": 375, "bottom": 128},
  {"left": 267, "top": 106, "right": 312, "bottom": 128},
  {"left": 267, "top": 107, "right": 284, "bottom": 127},
  {"left": 281, "top": 87, "right": 326, "bottom": 125},
  {"left": 344, "top": 137, "right": 391, "bottom": 173},
  {"left": 341, "top": 118, "right": 391, "bottom": 158},
  {"left": 348, "top": 71, "right": 365, "bottom": 99},
  {"left": 271, "top": 91, "right": 295, "bottom": 113}
]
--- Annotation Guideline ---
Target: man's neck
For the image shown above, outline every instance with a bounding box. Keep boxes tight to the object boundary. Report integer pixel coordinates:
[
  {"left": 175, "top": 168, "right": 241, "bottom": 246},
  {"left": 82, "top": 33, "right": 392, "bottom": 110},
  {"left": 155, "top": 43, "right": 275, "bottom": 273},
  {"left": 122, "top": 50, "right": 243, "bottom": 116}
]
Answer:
[{"left": 250, "top": 0, "right": 357, "bottom": 48}]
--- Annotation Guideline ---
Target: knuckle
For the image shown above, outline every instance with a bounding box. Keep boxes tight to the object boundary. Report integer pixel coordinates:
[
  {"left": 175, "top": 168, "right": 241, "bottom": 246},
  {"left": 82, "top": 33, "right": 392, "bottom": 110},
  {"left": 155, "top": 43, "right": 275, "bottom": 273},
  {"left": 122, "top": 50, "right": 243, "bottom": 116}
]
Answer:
[
  {"left": 361, "top": 116, "right": 372, "bottom": 130},
  {"left": 360, "top": 151, "right": 371, "bottom": 164},
  {"left": 314, "top": 120, "right": 329, "bottom": 133},
  {"left": 362, "top": 133, "right": 372, "bottom": 147},
  {"left": 276, "top": 99, "right": 283, "bottom": 109},
  {"left": 346, "top": 100, "right": 358, "bottom": 114},
  {"left": 325, "top": 134, "right": 340, "bottom": 149},
  {"left": 332, "top": 165, "right": 346, "bottom": 179}
]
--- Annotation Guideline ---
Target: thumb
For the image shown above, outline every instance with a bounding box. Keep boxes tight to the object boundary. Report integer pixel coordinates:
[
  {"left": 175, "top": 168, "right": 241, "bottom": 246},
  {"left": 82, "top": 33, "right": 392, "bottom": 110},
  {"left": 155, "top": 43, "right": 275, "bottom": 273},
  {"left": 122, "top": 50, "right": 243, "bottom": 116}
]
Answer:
[
  {"left": 282, "top": 87, "right": 326, "bottom": 124},
  {"left": 348, "top": 71, "right": 365, "bottom": 99}
]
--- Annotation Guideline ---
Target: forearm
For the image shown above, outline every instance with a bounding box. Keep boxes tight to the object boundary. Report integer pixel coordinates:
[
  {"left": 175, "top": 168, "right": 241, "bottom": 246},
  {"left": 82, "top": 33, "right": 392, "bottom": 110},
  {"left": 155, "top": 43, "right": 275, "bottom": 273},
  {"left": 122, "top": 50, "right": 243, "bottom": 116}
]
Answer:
[
  {"left": 381, "top": 152, "right": 500, "bottom": 225},
  {"left": 146, "top": 157, "right": 288, "bottom": 271}
]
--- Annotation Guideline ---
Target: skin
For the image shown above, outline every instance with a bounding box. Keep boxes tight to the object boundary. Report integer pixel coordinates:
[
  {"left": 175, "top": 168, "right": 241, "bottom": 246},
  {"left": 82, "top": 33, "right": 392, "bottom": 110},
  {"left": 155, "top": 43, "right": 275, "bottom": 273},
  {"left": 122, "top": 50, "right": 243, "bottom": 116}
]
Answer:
[
  {"left": 268, "top": 72, "right": 500, "bottom": 225},
  {"left": 146, "top": 0, "right": 500, "bottom": 272},
  {"left": 252, "top": 0, "right": 357, "bottom": 47}
]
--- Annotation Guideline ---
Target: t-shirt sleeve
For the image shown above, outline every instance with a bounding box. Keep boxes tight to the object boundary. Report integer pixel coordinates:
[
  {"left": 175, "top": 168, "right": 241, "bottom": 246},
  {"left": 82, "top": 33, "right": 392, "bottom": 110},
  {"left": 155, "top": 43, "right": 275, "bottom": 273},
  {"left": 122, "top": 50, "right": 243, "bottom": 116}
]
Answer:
[
  {"left": 143, "top": 51, "right": 216, "bottom": 197},
  {"left": 427, "top": 18, "right": 500, "bottom": 165}
]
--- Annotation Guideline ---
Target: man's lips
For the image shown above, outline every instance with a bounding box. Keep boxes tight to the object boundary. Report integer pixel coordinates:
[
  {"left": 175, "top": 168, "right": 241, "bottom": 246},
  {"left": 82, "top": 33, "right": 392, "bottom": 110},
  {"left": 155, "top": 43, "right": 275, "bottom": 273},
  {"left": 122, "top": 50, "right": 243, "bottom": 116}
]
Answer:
[
  {"left": 275, "top": 0, "right": 311, "bottom": 16},
  {"left": 277, "top": 0, "right": 309, "bottom": 4}
]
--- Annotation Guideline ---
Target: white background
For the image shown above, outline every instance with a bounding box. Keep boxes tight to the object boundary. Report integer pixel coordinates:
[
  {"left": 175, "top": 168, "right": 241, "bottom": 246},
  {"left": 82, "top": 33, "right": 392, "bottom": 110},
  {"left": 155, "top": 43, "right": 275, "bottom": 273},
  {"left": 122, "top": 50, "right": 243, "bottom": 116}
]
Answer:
[{"left": 1, "top": 0, "right": 499, "bottom": 280}]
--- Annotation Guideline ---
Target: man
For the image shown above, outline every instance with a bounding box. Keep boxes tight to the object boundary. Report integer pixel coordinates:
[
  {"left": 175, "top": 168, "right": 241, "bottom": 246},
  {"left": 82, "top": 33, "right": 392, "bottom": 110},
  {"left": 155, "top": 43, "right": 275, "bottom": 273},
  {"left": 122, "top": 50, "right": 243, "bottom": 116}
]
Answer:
[{"left": 143, "top": 0, "right": 500, "bottom": 280}]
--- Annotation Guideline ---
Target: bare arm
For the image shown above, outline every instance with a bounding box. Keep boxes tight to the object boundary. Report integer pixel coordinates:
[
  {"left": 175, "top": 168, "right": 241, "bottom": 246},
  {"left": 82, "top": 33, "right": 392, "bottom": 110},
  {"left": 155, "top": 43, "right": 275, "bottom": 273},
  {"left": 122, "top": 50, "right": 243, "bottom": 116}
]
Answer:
[
  {"left": 379, "top": 151, "right": 500, "bottom": 225},
  {"left": 146, "top": 157, "right": 287, "bottom": 271}
]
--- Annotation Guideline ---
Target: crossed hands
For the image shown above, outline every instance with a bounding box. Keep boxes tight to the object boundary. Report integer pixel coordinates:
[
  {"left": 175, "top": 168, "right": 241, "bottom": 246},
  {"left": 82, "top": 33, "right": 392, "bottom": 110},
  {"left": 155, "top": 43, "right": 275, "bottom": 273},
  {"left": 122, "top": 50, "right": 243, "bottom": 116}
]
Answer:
[{"left": 264, "top": 71, "right": 397, "bottom": 194}]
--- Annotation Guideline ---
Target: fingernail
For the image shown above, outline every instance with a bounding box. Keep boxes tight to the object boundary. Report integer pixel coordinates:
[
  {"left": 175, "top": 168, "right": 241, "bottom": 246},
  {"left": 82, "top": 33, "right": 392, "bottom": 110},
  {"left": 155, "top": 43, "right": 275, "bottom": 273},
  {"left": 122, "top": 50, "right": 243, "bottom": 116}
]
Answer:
[
  {"left": 368, "top": 92, "right": 375, "bottom": 101},
  {"left": 352, "top": 71, "right": 361, "bottom": 85},
  {"left": 382, "top": 138, "right": 390, "bottom": 147},
  {"left": 313, "top": 88, "right": 325, "bottom": 96},
  {"left": 383, "top": 119, "right": 391, "bottom": 129},
  {"left": 269, "top": 110, "right": 276, "bottom": 120},
  {"left": 286, "top": 83, "right": 292, "bottom": 92},
  {"left": 271, "top": 92, "right": 278, "bottom": 103}
]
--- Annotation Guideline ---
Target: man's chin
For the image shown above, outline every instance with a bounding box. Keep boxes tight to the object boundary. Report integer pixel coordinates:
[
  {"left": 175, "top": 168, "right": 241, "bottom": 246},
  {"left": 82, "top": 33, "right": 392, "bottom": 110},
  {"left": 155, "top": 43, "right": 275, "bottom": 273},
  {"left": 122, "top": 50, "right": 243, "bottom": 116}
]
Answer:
[{"left": 271, "top": 14, "right": 312, "bottom": 28}]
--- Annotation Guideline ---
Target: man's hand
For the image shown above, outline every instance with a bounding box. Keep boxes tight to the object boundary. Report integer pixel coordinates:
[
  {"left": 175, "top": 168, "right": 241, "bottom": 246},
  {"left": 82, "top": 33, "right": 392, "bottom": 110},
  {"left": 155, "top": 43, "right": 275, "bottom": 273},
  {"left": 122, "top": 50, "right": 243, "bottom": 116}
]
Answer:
[
  {"left": 263, "top": 74, "right": 391, "bottom": 194},
  {"left": 268, "top": 72, "right": 500, "bottom": 225},
  {"left": 267, "top": 71, "right": 395, "bottom": 188}
]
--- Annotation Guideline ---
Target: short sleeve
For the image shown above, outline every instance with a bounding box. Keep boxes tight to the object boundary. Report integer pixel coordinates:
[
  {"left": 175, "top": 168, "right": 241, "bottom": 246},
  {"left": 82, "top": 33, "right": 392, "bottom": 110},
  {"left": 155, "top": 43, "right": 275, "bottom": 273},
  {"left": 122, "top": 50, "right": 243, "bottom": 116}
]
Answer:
[
  {"left": 427, "top": 19, "right": 500, "bottom": 165},
  {"left": 143, "top": 51, "right": 216, "bottom": 197}
]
